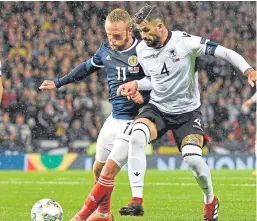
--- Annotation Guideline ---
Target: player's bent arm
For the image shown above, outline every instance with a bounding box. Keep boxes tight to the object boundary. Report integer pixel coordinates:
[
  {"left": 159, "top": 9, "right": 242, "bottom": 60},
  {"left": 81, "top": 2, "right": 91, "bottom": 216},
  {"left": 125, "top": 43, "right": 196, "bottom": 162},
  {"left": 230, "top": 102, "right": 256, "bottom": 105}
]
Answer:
[
  {"left": 0, "top": 77, "right": 3, "bottom": 104},
  {"left": 136, "top": 76, "right": 152, "bottom": 90},
  {"left": 214, "top": 45, "right": 253, "bottom": 75},
  {"left": 54, "top": 60, "right": 100, "bottom": 88}
]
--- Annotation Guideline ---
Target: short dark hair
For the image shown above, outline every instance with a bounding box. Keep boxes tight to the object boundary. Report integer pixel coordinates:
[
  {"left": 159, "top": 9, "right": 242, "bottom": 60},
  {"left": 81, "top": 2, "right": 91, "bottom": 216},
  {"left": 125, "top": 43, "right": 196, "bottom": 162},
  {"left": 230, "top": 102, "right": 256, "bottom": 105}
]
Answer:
[{"left": 134, "top": 4, "right": 164, "bottom": 24}]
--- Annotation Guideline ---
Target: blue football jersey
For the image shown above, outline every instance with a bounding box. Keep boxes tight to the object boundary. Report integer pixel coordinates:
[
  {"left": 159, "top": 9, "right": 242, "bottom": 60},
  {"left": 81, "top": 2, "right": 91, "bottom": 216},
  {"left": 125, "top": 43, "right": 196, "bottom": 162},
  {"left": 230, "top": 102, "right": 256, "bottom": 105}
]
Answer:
[
  {"left": 54, "top": 38, "right": 149, "bottom": 120},
  {"left": 91, "top": 39, "right": 149, "bottom": 119}
]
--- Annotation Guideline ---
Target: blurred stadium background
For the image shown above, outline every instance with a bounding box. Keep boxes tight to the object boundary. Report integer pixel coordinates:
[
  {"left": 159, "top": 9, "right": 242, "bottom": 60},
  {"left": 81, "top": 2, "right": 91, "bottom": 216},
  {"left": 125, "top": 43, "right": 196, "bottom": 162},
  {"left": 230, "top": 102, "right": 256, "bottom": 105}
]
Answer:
[{"left": 0, "top": 2, "right": 256, "bottom": 220}]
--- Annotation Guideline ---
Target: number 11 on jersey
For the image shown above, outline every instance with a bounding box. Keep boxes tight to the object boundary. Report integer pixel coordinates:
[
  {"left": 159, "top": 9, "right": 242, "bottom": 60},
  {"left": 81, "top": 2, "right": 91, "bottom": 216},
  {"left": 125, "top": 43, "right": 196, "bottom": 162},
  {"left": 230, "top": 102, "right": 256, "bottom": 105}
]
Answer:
[{"left": 116, "top": 66, "right": 126, "bottom": 81}]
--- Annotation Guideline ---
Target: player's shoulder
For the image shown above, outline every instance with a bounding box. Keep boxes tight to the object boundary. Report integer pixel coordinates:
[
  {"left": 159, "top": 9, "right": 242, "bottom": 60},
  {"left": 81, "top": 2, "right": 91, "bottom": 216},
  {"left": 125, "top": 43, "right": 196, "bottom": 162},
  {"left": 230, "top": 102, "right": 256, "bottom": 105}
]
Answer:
[
  {"left": 172, "top": 31, "right": 193, "bottom": 40},
  {"left": 100, "top": 41, "right": 112, "bottom": 51},
  {"left": 136, "top": 40, "right": 148, "bottom": 54}
]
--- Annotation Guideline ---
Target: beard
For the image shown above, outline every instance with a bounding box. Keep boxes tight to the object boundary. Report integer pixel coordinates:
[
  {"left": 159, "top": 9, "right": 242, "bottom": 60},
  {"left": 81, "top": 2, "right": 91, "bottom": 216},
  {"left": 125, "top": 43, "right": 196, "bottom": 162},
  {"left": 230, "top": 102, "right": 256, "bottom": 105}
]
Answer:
[{"left": 144, "top": 35, "right": 162, "bottom": 48}]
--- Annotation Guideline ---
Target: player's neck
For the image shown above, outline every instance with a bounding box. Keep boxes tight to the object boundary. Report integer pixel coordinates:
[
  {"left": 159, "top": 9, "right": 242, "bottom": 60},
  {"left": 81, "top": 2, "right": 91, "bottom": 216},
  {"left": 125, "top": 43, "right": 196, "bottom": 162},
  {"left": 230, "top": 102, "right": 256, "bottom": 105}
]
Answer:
[
  {"left": 124, "top": 37, "right": 134, "bottom": 50},
  {"left": 160, "top": 28, "right": 170, "bottom": 47}
]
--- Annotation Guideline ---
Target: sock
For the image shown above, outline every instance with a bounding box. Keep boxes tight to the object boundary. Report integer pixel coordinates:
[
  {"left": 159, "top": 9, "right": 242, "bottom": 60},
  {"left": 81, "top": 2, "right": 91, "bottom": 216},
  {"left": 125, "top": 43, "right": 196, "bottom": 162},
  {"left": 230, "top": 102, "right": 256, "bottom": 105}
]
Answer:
[
  {"left": 182, "top": 145, "right": 214, "bottom": 204},
  {"left": 97, "top": 194, "right": 111, "bottom": 214},
  {"left": 132, "top": 186, "right": 143, "bottom": 198},
  {"left": 132, "top": 197, "right": 143, "bottom": 204},
  {"left": 128, "top": 122, "right": 150, "bottom": 201},
  {"left": 77, "top": 176, "right": 114, "bottom": 219},
  {"left": 91, "top": 179, "right": 111, "bottom": 215}
]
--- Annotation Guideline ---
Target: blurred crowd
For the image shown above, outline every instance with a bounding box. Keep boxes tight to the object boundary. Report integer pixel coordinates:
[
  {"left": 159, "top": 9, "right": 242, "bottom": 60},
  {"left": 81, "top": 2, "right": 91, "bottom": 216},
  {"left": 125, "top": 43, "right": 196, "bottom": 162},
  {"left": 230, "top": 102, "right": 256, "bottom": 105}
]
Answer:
[{"left": 0, "top": 1, "right": 255, "bottom": 154}]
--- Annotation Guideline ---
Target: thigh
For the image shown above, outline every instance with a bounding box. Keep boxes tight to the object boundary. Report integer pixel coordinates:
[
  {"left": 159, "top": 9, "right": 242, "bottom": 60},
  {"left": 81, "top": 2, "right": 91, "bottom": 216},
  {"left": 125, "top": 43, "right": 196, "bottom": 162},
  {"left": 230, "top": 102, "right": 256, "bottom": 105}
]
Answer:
[
  {"left": 171, "top": 109, "right": 205, "bottom": 149},
  {"left": 107, "top": 118, "right": 135, "bottom": 168},
  {"left": 135, "top": 103, "right": 168, "bottom": 140},
  {"left": 95, "top": 115, "right": 118, "bottom": 163},
  {"left": 96, "top": 115, "right": 133, "bottom": 163}
]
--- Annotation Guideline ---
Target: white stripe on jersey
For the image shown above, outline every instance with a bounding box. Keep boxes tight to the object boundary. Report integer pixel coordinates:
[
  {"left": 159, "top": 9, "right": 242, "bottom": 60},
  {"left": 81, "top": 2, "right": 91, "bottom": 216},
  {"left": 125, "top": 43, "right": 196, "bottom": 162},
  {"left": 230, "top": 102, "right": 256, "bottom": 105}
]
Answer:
[
  {"left": 136, "top": 31, "right": 209, "bottom": 114},
  {"left": 91, "top": 57, "right": 104, "bottom": 68}
]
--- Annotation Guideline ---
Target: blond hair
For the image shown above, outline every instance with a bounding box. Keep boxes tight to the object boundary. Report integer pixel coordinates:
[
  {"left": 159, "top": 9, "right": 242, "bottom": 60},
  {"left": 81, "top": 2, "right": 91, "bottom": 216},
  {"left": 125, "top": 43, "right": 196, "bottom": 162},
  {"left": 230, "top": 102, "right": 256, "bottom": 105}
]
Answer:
[{"left": 106, "top": 9, "right": 132, "bottom": 28}]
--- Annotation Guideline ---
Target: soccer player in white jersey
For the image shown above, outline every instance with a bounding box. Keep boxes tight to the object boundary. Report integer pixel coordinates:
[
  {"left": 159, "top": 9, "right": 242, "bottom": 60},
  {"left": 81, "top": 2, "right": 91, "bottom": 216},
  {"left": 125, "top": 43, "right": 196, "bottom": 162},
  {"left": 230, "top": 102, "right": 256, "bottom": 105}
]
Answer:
[{"left": 117, "top": 4, "right": 256, "bottom": 221}]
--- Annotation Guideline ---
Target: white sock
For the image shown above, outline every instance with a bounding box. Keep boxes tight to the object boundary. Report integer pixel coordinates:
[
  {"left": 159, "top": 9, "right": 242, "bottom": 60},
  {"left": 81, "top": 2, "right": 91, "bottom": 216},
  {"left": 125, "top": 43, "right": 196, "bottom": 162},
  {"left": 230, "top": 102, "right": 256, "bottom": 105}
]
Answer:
[
  {"left": 182, "top": 145, "right": 214, "bottom": 204},
  {"left": 128, "top": 122, "right": 150, "bottom": 199}
]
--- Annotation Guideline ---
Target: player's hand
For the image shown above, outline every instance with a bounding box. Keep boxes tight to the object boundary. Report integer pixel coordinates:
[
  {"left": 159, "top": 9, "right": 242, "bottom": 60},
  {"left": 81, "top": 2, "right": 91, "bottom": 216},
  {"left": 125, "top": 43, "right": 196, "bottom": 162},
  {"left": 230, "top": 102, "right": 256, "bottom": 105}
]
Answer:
[
  {"left": 129, "top": 91, "right": 144, "bottom": 104},
  {"left": 39, "top": 80, "right": 56, "bottom": 91},
  {"left": 117, "top": 80, "right": 138, "bottom": 97},
  {"left": 244, "top": 69, "right": 256, "bottom": 87}
]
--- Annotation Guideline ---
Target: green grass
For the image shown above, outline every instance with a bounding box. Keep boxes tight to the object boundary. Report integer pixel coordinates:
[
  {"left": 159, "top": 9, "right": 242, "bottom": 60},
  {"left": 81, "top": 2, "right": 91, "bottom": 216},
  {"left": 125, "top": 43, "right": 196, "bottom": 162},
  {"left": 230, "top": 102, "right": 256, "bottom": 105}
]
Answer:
[{"left": 0, "top": 170, "right": 256, "bottom": 221}]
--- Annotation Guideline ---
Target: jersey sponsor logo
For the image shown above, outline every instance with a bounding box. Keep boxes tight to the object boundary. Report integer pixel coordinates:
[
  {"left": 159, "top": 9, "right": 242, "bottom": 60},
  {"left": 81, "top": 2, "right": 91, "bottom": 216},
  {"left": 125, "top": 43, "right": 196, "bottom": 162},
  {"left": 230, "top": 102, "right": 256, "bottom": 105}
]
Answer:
[
  {"left": 200, "top": 37, "right": 207, "bottom": 44},
  {"left": 128, "top": 55, "right": 138, "bottom": 66},
  {"left": 128, "top": 66, "right": 140, "bottom": 73},
  {"left": 105, "top": 55, "right": 111, "bottom": 61}
]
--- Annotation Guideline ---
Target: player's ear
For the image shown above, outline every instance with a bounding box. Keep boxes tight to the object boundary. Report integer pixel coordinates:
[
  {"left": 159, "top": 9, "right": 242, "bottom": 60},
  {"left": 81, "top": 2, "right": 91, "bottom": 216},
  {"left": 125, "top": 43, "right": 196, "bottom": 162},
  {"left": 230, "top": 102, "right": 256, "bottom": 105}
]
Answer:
[
  {"left": 128, "top": 26, "right": 133, "bottom": 34},
  {"left": 156, "top": 22, "right": 164, "bottom": 31}
]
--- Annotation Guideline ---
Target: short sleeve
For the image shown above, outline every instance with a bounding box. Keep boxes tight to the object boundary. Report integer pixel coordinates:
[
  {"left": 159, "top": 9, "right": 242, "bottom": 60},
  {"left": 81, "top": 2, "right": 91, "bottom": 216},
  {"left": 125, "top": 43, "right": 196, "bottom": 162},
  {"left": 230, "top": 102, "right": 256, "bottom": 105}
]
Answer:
[{"left": 91, "top": 47, "right": 105, "bottom": 68}]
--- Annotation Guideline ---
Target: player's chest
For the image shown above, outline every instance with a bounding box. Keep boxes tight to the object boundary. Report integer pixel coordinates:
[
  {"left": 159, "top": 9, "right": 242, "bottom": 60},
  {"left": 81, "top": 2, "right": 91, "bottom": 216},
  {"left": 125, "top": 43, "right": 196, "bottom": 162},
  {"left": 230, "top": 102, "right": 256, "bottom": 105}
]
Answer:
[
  {"left": 102, "top": 53, "right": 142, "bottom": 81},
  {"left": 141, "top": 47, "right": 190, "bottom": 77}
]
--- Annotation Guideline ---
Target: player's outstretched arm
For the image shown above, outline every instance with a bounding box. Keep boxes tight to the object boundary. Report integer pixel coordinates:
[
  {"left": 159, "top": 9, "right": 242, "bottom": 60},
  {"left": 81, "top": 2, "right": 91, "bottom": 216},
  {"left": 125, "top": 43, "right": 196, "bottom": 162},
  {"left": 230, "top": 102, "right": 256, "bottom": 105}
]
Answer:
[{"left": 39, "top": 60, "right": 100, "bottom": 91}]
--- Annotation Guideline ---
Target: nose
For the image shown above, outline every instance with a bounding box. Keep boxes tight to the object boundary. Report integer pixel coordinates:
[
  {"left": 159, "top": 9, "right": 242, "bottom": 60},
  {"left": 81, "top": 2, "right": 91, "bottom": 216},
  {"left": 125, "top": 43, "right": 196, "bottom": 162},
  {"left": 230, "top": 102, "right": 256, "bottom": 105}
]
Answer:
[
  {"left": 110, "top": 38, "right": 116, "bottom": 46},
  {"left": 141, "top": 32, "right": 147, "bottom": 39}
]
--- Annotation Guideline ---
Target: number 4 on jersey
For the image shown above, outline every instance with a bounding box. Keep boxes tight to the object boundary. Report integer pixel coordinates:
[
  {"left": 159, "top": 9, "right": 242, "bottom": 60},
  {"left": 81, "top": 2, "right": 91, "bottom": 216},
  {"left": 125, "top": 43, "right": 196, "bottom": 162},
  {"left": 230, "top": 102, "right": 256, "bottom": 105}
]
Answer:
[{"left": 161, "top": 62, "right": 169, "bottom": 76}]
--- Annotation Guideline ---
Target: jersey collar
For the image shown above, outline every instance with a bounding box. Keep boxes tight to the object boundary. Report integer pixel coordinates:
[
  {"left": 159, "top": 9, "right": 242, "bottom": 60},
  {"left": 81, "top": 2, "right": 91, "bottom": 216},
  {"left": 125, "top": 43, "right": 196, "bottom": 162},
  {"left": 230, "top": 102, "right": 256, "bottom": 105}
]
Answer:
[
  {"left": 158, "top": 31, "right": 172, "bottom": 49},
  {"left": 119, "top": 38, "right": 138, "bottom": 53}
]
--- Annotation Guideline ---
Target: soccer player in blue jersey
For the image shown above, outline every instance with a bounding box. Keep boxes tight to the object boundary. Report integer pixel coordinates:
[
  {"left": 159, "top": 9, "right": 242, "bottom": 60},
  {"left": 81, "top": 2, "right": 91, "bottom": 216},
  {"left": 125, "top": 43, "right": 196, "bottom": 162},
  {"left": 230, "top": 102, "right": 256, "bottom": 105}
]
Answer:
[{"left": 39, "top": 9, "right": 149, "bottom": 221}]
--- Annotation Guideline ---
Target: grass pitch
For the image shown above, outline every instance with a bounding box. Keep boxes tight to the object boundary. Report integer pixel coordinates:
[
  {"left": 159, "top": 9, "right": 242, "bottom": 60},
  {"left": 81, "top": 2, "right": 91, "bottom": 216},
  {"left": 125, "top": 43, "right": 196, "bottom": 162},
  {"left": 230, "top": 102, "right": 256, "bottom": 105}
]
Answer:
[{"left": 0, "top": 170, "right": 256, "bottom": 221}]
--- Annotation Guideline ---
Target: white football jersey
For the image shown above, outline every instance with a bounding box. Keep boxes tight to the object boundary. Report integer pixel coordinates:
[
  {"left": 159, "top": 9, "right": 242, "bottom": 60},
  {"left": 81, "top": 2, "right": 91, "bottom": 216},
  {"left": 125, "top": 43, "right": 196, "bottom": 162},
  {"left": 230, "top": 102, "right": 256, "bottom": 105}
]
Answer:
[{"left": 136, "top": 31, "right": 214, "bottom": 114}]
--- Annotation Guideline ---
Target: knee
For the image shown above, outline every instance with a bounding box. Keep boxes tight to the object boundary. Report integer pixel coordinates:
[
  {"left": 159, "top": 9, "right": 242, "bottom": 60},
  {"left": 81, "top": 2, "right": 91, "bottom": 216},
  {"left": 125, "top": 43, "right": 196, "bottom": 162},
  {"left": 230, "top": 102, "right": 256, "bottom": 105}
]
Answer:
[
  {"left": 130, "top": 130, "right": 145, "bottom": 146},
  {"left": 130, "top": 121, "right": 152, "bottom": 146},
  {"left": 183, "top": 155, "right": 199, "bottom": 168},
  {"left": 133, "top": 118, "right": 157, "bottom": 141},
  {"left": 182, "top": 145, "right": 203, "bottom": 170}
]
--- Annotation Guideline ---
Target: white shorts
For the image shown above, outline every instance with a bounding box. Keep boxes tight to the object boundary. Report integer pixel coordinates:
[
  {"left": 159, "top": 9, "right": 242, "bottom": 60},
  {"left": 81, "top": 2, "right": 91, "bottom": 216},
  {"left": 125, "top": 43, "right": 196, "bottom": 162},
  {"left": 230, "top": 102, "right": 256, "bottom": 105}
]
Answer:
[{"left": 95, "top": 114, "right": 134, "bottom": 168}]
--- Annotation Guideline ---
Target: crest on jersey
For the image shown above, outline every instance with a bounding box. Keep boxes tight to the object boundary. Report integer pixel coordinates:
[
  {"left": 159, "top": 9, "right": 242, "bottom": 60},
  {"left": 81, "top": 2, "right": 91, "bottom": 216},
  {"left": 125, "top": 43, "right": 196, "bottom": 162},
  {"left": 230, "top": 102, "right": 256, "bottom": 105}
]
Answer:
[
  {"left": 167, "top": 48, "right": 180, "bottom": 62},
  {"left": 128, "top": 55, "right": 138, "bottom": 67}
]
